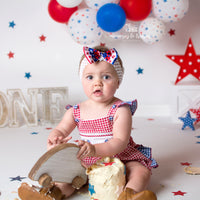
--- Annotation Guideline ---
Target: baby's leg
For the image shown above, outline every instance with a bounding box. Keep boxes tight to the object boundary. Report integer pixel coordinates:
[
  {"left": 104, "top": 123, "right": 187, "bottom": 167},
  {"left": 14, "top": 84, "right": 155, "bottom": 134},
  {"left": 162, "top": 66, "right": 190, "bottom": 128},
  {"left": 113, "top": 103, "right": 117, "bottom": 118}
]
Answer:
[
  {"left": 55, "top": 182, "right": 75, "bottom": 198},
  {"left": 125, "top": 161, "right": 151, "bottom": 193}
]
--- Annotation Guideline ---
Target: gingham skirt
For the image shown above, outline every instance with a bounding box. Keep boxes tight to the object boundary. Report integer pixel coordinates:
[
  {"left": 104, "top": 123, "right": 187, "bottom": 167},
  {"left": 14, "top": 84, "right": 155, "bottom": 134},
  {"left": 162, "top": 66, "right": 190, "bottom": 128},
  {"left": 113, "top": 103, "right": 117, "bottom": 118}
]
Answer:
[{"left": 82, "top": 137, "right": 158, "bottom": 170}]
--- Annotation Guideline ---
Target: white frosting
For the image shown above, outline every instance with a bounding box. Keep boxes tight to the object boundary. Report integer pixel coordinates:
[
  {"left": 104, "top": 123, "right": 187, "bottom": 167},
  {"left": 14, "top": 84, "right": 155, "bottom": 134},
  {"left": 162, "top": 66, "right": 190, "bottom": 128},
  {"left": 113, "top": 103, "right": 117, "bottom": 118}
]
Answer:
[{"left": 86, "top": 157, "right": 125, "bottom": 200}]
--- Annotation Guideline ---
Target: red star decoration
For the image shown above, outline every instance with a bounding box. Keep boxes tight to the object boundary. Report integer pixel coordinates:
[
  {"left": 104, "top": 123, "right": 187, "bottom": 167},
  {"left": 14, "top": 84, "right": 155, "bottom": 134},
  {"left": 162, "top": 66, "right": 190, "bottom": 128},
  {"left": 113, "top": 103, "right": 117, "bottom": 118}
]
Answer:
[
  {"left": 168, "top": 28, "right": 175, "bottom": 36},
  {"left": 100, "top": 43, "right": 105, "bottom": 46},
  {"left": 148, "top": 118, "right": 155, "bottom": 121},
  {"left": 8, "top": 51, "right": 14, "bottom": 58},
  {"left": 39, "top": 35, "right": 46, "bottom": 42},
  {"left": 166, "top": 38, "right": 200, "bottom": 84},
  {"left": 190, "top": 107, "right": 200, "bottom": 124},
  {"left": 172, "top": 190, "right": 187, "bottom": 196},
  {"left": 103, "top": 162, "right": 115, "bottom": 166},
  {"left": 180, "top": 162, "right": 192, "bottom": 166}
]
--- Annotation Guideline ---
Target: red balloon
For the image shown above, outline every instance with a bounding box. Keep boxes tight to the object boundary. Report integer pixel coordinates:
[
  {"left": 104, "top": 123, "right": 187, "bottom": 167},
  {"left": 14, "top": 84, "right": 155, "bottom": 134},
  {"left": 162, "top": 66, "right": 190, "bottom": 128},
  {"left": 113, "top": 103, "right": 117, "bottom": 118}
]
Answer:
[
  {"left": 120, "top": 0, "right": 152, "bottom": 21},
  {"left": 48, "top": 0, "right": 78, "bottom": 23}
]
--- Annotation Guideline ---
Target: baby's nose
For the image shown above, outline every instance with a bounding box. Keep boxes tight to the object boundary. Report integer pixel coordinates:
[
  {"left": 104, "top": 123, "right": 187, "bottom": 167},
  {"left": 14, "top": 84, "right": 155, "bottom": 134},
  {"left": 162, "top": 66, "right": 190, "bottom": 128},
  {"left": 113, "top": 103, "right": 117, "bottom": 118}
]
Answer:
[{"left": 94, "top": 78, "right": 103, "bottom": 86}]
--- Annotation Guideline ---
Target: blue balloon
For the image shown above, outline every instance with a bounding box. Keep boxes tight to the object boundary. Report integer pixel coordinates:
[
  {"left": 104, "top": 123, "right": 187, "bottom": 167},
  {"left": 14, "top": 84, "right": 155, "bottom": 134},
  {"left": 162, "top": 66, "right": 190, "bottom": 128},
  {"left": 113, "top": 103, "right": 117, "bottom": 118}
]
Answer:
[{"left": 96, "top": 3, "right": 126, "bottom": 32}]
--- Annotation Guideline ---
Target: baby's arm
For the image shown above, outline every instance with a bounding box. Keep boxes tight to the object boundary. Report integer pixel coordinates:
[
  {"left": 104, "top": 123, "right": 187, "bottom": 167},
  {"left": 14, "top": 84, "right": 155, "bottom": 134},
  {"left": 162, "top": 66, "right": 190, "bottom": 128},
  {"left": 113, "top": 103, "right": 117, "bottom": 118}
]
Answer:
[
  {"left": 47, "top": 108, "right": 76, "bottom": 150},
  {"left": 77, "top": 105, "right": 132, "bottom": 159},
  {"left": 96, "top": 105, "right": 132, "bottom": 156}
]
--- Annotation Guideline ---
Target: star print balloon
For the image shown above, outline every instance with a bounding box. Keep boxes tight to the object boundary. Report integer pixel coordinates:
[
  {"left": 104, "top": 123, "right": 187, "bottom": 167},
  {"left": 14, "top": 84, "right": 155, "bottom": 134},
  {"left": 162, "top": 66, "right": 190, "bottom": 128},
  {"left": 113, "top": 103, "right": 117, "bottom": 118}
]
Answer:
[
  {"left": 153, "top": 0, "right": 189, "bottom": 23},
  {"left": 67, "top": 8, "right": 102, "bottom": 45},
  {"left": 85, "top": 0, "right": 120, "bottom": 10},
  {"left": 139, "top": 17, "right": 166, "bottom": 44}
]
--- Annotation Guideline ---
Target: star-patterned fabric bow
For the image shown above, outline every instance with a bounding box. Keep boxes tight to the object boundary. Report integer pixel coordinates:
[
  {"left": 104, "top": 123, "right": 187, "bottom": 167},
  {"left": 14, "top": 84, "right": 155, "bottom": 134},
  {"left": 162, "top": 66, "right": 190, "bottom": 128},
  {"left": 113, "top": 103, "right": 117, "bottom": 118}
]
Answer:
[{"left": 83, "top": 46, "right": 118, "bottom": 65}]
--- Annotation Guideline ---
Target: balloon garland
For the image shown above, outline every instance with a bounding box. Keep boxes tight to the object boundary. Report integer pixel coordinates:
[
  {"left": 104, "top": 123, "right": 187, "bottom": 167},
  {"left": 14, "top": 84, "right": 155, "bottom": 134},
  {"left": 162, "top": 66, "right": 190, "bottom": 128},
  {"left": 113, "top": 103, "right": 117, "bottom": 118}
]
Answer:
[{"left": 47, "top": 0, "right": 189, "bottom": 45}]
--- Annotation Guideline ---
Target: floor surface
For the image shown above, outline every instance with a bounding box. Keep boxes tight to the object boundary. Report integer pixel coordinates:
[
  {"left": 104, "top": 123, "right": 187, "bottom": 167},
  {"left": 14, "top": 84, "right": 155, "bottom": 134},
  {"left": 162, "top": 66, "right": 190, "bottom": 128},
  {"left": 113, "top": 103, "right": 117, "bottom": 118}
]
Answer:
[{"left": 0, "top": 117, "right": 200, "bottom": 200}]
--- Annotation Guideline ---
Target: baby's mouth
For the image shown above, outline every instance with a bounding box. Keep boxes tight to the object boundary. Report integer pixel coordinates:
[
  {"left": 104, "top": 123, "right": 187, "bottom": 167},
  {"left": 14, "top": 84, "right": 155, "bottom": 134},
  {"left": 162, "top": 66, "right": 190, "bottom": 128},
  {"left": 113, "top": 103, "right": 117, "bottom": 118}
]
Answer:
[{"left": 93, "top": 89, "right": 103, "bottom": 96}]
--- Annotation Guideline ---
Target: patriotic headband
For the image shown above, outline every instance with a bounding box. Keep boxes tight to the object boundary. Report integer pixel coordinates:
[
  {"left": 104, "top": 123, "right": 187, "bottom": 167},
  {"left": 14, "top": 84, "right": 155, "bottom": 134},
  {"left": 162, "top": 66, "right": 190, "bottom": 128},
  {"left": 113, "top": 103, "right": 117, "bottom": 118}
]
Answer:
[{"left": 79, "top": 46, "right": 123, "bottom": 84}]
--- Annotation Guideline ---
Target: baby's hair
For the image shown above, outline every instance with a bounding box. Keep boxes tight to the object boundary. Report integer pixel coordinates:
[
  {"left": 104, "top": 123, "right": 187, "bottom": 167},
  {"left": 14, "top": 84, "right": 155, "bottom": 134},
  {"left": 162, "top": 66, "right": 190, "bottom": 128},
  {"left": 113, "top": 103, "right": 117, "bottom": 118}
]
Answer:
[{"left": 79, "top": 45, "right": 124, "bottom": 75}]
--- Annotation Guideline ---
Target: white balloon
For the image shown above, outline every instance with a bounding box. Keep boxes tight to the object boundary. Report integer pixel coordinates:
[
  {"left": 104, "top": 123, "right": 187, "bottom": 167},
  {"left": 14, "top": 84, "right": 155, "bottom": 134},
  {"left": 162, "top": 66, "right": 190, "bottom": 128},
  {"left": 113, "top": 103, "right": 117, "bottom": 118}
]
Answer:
[
  {"left": 57, "top": 0, "right": 83, "bottom": 8},
  {"left": 68, "top": 8, "right": 102, "bottom": 45},
  {"left": 85, "top": 0, "right": 120, "bottom": 10},
  {"left": 153, "top": 0, "right": 189, "bottom": 23},
  {"left": 139, "top": 17, "right": 166, "bottom": 45}
]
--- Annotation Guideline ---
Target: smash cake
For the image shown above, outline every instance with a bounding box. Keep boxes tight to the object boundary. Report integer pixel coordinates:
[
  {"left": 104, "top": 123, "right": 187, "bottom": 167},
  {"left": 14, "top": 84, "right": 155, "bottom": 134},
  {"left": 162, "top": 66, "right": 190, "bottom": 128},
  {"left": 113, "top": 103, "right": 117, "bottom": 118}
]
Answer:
[{"left": 86, "top": 157, "right": 126, "bottom": 200}]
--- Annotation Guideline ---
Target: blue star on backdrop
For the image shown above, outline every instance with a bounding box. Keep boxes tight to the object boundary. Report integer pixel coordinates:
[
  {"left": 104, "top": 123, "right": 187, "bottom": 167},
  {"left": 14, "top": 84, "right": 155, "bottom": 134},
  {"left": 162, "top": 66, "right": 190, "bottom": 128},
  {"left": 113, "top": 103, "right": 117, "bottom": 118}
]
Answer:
[
  {"left": 30, "top": 132, "right": 38, "bottom": 135},
  {"left": 10, "top": 176, "right": 26, "bottom": 182},
  {"left": 88, "top": 183, "right": 96, "bottom": 195},
  {"left": 9, "top": 21, "right": 16, "bottom": 28},
  {"left": 24, "top": 72, "right": 31, "bottom": 79},
  {"left": 179, "top": 111, "right": 197, "bottom": 131},
  {"left": 136, "top": 67, "right": 144, "bottom": 74}
]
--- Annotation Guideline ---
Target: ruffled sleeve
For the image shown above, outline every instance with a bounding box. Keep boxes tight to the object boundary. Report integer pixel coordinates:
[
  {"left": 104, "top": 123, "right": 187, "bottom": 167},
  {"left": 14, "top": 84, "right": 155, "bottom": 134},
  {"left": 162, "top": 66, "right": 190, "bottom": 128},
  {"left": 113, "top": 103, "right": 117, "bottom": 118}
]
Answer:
[{"left": 118, "top": 100, "right": 137, "bottom": 116}]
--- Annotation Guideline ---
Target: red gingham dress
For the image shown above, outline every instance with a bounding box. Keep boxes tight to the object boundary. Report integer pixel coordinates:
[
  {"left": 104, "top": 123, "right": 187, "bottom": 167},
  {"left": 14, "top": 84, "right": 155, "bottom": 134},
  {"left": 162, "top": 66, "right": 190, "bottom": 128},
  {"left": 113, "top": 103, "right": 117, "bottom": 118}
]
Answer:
[{"left": 70, "top": 100, "right": 158, "bottom": 170}]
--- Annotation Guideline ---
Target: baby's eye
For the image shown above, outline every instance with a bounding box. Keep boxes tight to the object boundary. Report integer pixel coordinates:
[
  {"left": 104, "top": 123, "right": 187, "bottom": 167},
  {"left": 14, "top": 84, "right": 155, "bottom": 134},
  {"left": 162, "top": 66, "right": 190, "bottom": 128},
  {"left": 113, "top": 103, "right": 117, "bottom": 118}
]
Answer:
[
  {"left": 86, "top": 75, "right": 93, "bottom": 80},
  {"left": 103, "top": 75, "right": 110, "bottom": 80}
]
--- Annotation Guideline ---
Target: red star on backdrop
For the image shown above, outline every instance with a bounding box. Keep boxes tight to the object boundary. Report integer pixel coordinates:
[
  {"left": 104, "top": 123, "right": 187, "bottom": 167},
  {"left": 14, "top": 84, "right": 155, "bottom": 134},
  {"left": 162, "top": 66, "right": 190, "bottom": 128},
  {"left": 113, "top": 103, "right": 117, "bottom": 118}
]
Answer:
[
  {"left": 168, "top": 28, "right": 175, "bottom": 36},
  {"left": 148, "top": 118, "right": 155, "bottom": 121},
  {"left": 8, "top": 51, "right": 14, "bottom": 58},
  {"left": 100, "top": 42, "right": 105, "bottom": 46},
  {"left": 39, "top": 35, "right": 46, "bottom": 42},
  {"left": 172, "top": 190, "right": 187, "bottom": 196},
  {"left": 166, "top": 38, "right": 200, "bottom": 84},
  {"left": 190, "top": 107, "right": 200, "bottom": 124},
  {"left": 180, "top": 162, "right": 192, "bottom": 166}
]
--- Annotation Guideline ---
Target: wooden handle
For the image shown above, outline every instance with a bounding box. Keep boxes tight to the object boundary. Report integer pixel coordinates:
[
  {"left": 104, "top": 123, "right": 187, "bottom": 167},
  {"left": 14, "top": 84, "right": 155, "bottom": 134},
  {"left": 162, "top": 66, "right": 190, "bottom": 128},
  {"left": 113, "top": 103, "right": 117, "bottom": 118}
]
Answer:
[
  {"left": 72, "top": 176, "right": 86, "bottom": 189},
  {"left": 38, "top": 173, "right": 52, "bottom": 187}
]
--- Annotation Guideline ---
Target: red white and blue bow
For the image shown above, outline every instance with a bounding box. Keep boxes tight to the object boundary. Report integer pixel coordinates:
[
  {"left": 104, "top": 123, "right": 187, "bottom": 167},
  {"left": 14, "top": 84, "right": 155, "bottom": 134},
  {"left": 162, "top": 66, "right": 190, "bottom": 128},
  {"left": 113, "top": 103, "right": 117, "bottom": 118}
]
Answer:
[{"left": 83, "top": 46, "right": 118, "bottom": 65}]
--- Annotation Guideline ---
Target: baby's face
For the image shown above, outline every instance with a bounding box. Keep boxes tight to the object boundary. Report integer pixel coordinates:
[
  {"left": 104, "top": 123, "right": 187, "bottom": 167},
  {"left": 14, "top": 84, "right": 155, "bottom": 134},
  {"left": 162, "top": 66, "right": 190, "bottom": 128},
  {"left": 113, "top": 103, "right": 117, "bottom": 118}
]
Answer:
[{"left": 81, "top": 61, "right": 119, "bottom": 103}]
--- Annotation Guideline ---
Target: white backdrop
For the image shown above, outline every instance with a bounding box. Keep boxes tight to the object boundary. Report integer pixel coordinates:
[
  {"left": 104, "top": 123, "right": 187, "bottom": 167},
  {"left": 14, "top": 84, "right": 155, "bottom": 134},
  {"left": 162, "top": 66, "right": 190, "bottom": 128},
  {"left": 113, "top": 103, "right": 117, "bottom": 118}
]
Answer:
[{"left": 0, "top": 0, "right": 200, "bottom": 117}]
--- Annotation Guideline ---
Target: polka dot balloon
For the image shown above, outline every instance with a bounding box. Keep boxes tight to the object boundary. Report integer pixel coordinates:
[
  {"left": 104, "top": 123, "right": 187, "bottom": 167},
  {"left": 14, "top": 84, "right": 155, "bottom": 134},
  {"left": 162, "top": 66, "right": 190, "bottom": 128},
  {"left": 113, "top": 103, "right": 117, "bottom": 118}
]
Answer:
[
  {"left": 68, "top": 8, "right": 102, "bottom": 45},
  {"left": 153, "top": 0, "right": 189, "bottom": 23},
  {"left": 139, "top": 17, "right": 166, "bottom": 45},
  {"left": 85, "top": 0, "right": 120, "bottom": 10}
]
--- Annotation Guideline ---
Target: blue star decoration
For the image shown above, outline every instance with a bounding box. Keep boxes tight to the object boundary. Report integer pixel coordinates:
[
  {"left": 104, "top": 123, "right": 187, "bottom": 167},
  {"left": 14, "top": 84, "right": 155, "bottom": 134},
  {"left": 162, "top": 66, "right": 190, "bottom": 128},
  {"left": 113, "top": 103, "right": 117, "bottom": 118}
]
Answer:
[
  {"left": 31, "top": 132, "right": 39, "bottom": 135},
  {"left": 24, "top": 72, "right": 32, "bottom": 79},
  {"left": 10, "top": 176, "right": 26, "bottom": 182},
  {"left": 9, "top": 21, "right": 16, "bottom": 28},
  {"left": 88, "top": 183, "right": 96, "bottom": 195},
  {"left": 136, "top": 67, "right": 144, "bottom": 74},
  {"left": 179, "top": 111, "right": 197, "bottom": 131}
]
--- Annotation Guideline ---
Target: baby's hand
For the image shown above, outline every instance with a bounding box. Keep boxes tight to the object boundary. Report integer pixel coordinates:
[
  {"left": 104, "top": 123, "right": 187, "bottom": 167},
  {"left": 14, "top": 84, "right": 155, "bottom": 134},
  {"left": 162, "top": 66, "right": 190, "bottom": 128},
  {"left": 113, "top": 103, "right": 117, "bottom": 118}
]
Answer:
[
  {"left": 48, "top": 135, "right": 72, "bottom": 149},
  {"left": 77, "top": 140, "right": 96, "bottom": 159}
]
